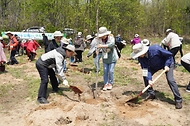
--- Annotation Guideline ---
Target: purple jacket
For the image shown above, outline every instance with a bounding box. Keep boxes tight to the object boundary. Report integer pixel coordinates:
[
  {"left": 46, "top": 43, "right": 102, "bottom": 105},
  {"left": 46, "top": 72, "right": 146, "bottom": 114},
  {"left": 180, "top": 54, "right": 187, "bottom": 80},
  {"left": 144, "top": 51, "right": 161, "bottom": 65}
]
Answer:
[{"left": 131, "top": 37, "right": 141, "bottom": 45}]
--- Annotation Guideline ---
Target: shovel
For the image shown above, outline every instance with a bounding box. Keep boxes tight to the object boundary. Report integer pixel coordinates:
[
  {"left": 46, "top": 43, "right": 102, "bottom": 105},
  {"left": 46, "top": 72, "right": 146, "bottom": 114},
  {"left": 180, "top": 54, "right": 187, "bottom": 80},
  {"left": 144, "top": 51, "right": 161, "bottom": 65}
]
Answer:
[
  {"left": 126, "top": 69, "right": 167, "bottom": 103},
  {"left": 56, "top": 74, "right": 83, "bottom": 96}
]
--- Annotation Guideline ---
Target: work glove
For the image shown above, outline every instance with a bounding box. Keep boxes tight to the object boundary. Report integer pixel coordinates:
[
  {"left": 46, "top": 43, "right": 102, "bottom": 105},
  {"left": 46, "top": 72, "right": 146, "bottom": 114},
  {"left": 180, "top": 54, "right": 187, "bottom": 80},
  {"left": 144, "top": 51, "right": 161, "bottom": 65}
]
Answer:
[
  {"left": 164, "top": 66, "right": 170, "bottom": 72},
  {"left": 10, "top": 46, "right": 13, "bottom": 50},
  {"left": 148, "top": 80, "right": 154, "bottom": 87},
  {"left": 63, "top": 79, "right": 69, "bottom": 87}
]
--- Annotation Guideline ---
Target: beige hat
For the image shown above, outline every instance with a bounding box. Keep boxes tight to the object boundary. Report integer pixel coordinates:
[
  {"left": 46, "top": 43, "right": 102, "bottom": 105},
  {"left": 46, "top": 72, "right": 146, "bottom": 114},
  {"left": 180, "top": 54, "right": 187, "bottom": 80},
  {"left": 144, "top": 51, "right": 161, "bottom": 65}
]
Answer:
[
  {"left": 53, "top": 31, "right": 63, "bottom": 37},
  {"left": 130, "top": 43, "right": 149, "bottom": 59},
  {"left": 0, "top": 37, "right": 3, "bottom": 40},
  {"left": 61, "top": 37, "right": 69, "bottom": 44},
  {"left": 97, "top": 27, "right": 111, "bottom": 37},
  {"left": 5, "top": 31, "right": 13, "bottom": 35},
  {"left": 64, "top": 45, "right": 76, "bottom": 54},
  {"left": 141, "top": 39, "right": 150, "bottom": 46},
  {"left": 86, "top": 35, "right": 93, "bottom": 40}
]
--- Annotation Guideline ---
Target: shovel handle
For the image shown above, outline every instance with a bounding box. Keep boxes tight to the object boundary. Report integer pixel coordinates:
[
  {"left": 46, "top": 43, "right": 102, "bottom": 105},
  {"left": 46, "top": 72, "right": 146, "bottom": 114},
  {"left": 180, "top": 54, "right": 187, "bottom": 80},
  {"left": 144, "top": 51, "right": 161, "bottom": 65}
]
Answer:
[{"left": 141, "top": 69, "right": 167, "bottom": 93}]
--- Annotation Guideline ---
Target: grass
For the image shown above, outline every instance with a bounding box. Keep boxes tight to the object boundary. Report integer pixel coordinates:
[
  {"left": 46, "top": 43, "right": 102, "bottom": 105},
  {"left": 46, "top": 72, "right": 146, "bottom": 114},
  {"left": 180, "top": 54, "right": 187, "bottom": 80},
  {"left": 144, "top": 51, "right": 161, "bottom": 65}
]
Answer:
[
  {"left": 1, "top": 40, "right": 190, "bottom": 101},
  {"left": 0, "top": 84, "right": 14, "bottom": 97}
]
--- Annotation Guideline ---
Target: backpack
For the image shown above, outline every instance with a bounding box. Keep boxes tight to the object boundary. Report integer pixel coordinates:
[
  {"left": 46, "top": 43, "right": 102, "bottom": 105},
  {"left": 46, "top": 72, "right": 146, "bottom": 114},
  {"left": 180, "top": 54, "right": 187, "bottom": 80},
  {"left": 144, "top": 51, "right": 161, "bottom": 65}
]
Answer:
[{"left": 74, "top": 37, "right": 84, "bottom": 46}]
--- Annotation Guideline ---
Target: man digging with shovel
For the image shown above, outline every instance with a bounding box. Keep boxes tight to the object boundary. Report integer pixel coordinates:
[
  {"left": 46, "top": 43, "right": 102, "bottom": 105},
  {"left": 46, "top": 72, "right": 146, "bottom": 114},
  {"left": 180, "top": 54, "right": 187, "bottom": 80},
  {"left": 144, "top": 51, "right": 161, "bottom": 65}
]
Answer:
[{"left": 130, "top": 43, "right": 182, "bottom": 109}]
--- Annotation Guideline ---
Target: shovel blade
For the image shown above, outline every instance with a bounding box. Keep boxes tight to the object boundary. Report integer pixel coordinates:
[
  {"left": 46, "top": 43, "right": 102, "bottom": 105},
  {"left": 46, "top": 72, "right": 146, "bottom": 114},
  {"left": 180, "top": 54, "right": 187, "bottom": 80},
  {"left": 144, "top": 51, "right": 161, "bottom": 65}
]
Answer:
[
  {"left": 126, "top": 96, "right": 139, "bottom": 104},
  {"left": 126, "top": 92, "right": 143, "bottom": 104},
  {"left": 69, "top": 85, "right": 83, "bottom": 94}
]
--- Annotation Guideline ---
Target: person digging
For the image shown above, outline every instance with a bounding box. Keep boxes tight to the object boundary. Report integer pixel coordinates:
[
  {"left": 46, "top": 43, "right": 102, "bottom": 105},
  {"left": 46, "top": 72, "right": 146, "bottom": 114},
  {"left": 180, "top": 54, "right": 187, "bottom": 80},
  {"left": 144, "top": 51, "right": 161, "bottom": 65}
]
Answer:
[
  {"left": 36, "top": 45, "right": 79, "bottom": 104},
  {"left": 130, "top": 43, "right": 182, "bottom": 109}
]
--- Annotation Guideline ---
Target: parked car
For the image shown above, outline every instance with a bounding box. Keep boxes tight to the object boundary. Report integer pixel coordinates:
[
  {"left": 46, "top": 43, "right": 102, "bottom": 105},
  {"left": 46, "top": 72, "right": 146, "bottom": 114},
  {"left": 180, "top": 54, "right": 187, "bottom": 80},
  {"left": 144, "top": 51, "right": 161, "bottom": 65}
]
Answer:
[{"left": 22, "top": 26, "right": 45, "bottom": 33}]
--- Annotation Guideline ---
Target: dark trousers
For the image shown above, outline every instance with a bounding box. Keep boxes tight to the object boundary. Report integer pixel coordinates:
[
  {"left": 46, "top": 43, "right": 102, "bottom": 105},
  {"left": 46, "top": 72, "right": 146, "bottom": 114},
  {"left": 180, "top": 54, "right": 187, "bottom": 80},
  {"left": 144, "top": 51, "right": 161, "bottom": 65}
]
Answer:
[
  {"left": 181, "top": 60, "right": 190, "bottom": 84},
  {"left": 75, "top": 50, "right": 83, "bottom": 62},
  {"left": 29, "top": 52, "right": 36, "bottom": 61},
  {"left": 10, "top": 49, "right": 18, "bottom": 64},
  {"left": 170, "top": 46, "right": 180, "bottom": 65},
  {"left": 36, "top": 61, "right": 58, "bottom": 98},
  {"left": 179, "top": 44, "right": 183, "bottom": 57},
  {"left": 143, "top": 63, "right": 182, "bottom": 103}
]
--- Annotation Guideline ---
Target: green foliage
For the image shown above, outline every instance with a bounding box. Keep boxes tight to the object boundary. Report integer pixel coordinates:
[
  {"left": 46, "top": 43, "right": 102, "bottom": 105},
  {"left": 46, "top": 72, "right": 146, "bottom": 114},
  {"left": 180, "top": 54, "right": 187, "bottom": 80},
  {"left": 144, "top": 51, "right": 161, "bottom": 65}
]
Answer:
[{"left": 0, "top": 0, "right": 189, "bottom": 38}]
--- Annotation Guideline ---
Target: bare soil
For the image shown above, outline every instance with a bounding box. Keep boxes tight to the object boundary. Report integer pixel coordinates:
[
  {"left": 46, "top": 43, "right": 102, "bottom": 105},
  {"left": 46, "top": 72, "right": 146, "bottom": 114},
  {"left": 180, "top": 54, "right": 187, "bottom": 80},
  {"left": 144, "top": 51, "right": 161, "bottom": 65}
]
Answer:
[{"left": 0, "top": 50, "right": 190, "bottom": 126}]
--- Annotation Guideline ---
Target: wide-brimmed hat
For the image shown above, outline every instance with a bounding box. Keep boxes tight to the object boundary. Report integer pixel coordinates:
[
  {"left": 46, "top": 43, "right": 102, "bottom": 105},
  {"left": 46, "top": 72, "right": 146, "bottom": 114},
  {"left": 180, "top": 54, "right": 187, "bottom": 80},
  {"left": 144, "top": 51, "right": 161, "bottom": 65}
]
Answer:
[
  {"left": 5, "top": 31, "right": 13, "bottom": 35},
  {"left": 166, "top": 29, "right": 172, "bottom": 33},
  {"left": 86, "top": 35, "right": 93, "bottom": 40},
  {"left": 53, "top": 31, "right": 63, "bottom": 37},
  {"left": 61, "top": 37, "right": 69, "bottom": 44},
  {"left": 64, "top": 45, "right": 76, "bottom": 55},
  {"left": 0, "top": 37, "right": 3, "bottom": 40},
  {"left": 97, "top": 27, "right": 111, "bottom": 37},
  {"left": 134, "top": 34, "right": 139, "bottom": 38},
  {"left": 77, "top": 32, "right": 82, "bottom": 36},
  {"left": 141, "top": 39, "right": 150, "bottom": 46},
  {"left": 130, "top": 43, "right": 149, "bottom": 59}
]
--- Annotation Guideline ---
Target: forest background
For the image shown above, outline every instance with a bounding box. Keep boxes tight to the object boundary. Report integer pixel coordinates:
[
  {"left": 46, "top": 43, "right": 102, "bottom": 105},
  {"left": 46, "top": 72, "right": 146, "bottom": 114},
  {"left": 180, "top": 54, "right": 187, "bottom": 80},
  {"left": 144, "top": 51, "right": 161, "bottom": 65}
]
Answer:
[{"left": 0, "top": 0, "right": 190, "bottom": 40}]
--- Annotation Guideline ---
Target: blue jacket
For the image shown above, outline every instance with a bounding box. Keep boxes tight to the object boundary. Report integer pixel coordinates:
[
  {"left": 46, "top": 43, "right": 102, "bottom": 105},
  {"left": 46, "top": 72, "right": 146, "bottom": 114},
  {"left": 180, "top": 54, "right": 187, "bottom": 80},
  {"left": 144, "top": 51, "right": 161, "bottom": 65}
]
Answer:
[{"left": 138, "top": 44, "right": 173, "bottom": 81}]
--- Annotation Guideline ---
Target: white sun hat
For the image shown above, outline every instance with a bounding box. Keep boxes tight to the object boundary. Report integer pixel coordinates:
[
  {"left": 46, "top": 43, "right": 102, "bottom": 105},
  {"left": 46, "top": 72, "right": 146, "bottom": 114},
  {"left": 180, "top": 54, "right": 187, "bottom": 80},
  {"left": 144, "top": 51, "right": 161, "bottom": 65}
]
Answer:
[
  {"left": 61, "top": 37, "right": 69, "bottom": 44},
  {"left": 166, "top": 29, "right": 172, "bottom": 33},
  {"left": 64, "top": 45, "right": 76, "bottom": 54},
  {"left": 5, "top": 31, "right": 13, "bottom": 35},
  {"left": 86, "top": 35, "right": 93, "bottom": 40},
  {"left": 53, "top": 31, "right": 63, "bottom": 37},
  {"left": 130, "top": 43, "right": 149, "bottom": 59},
  {"left": 0, "top": 37, "right": 3, "bottom": 40},
  {"left": 97, "top": 27, "right": 111, "bottom": 37},
  {"left": 77, "top": 32, "right": 82, "bottom": 36},
  {"left": 141, "top": 39, "right": 150, "bottom": 46},
  {"left": 134, "top": 34, "right": 139, "bottom": 38}
]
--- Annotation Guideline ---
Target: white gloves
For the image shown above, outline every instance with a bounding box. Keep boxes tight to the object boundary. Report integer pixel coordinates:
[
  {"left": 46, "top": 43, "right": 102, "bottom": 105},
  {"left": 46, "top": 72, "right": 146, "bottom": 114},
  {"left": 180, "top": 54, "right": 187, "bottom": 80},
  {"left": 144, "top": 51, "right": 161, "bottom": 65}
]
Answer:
[
  {"left": 10, "top": 46, "right": 13, "bottom": 50},
  {"left": 63, "top": 79, "right": 69, "bottom": 87},
  {"left": 164, "top": 66, "right": 170, "bottom": 72}
]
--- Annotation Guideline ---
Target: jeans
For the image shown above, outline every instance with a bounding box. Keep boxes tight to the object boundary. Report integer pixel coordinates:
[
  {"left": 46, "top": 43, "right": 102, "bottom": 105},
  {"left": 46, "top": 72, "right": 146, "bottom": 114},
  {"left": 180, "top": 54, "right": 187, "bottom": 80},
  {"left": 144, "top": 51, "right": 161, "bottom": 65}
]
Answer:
[
  {"left": 94, "top": 53, "right": 102, "bottom": 72},
  {"left": 63, "top": 59, "right": 67, "bottom": 72},
  {"left": 103, "top": 62, "right": 116, "bottom": 85}
]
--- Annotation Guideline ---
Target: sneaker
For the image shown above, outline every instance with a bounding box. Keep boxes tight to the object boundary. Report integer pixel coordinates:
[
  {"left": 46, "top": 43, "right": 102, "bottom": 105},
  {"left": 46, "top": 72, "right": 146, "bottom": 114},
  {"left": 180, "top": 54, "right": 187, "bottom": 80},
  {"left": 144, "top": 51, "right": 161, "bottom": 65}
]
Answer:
[
  {"left": 175, "top": 102, "right": 182, "bottom": 109},
  {"left": 186, "top": 85, "right": 190, "bottom": 92},
  {"left": 37, "top": 97, "right": 49, "bottom": 104},
  {"left": 107, "top": 84, "right": 112, "bottom": 90},
  {"left": 103, "top": 84, "right": 108, "bottom": 91}
]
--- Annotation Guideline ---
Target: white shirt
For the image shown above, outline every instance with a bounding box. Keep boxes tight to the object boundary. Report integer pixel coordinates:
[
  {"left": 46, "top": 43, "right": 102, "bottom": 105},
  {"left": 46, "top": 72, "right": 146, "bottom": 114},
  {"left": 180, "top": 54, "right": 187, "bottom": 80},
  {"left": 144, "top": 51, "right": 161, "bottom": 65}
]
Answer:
[
  {"left": 181, "top": 53, "right": 190, "bottom": 64},
  {"left": 161, "top": 32, "right": 182, "bottom": 49}
]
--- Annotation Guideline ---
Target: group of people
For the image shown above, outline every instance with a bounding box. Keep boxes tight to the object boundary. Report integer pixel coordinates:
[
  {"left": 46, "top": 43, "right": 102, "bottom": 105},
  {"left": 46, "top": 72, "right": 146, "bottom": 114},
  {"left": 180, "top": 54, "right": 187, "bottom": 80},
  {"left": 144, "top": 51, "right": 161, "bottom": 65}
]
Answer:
[
  {"left": 1, "top": 27, "right": 189, "bottom": 110},
  {"left": 0, "top": 31, "right": 42, "bottom": 71}
]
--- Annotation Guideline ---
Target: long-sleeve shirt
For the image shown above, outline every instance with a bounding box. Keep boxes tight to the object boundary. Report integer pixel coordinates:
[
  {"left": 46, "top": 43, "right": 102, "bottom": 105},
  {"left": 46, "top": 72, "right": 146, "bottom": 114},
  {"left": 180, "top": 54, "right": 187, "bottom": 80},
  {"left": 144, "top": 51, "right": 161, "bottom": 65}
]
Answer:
[
  {"left": 161, "top": 32, "right": 182, "bottom": 49},
  {"left": 37, "top": 47, "right": 66, "bottom": 80},
  {"left": 181, "top": 53, "right": 190, "bottom": 64},
  {"left": 131, "top": 37, "right": 141, "bottom": 45},
  {"left": 99, "top": 35, "right": 118, "bottom": 64},
  {"left": 9, "top": 36, "right": 18, "bottom": 50},
  {"left": 138, "top": 44, "right": 173, "bottom": 81},
  {"left": 46, "top": 39, "right": 59, "bottom": 53}
]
